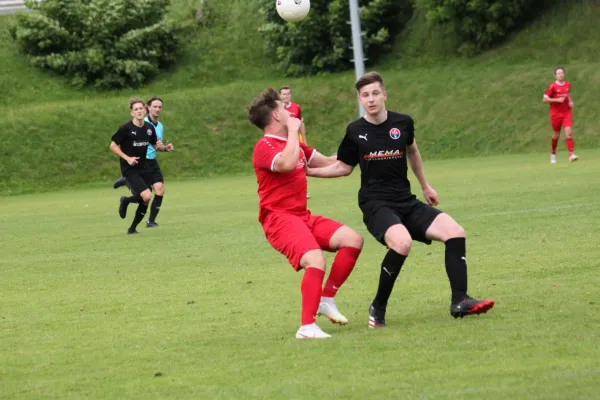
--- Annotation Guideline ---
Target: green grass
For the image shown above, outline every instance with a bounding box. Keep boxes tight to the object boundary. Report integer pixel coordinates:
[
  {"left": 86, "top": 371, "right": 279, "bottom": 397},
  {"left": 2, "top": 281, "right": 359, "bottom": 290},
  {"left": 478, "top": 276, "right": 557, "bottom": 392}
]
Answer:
[
  {"left": 1, "top": 150, "right": 599, "bottom": 399},
  {"left": 1, "top": 0, "right": 600, "bottom": 196}
]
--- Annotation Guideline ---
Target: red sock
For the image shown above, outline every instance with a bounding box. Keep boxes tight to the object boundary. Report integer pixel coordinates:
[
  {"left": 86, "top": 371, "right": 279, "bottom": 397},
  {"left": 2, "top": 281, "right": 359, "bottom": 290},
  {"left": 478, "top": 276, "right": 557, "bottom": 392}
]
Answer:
[
  {"left": 300, "top": 268, "right": 324, "bottom": 325},
  {"left": 551, "top": 138, "right": 558, "bottom": 154},
  {"left": 322, "top": 247, "right": 361, "bottom": 297},
  {"left": 566, "top": 138, "right": 575, "bottom": 155}
]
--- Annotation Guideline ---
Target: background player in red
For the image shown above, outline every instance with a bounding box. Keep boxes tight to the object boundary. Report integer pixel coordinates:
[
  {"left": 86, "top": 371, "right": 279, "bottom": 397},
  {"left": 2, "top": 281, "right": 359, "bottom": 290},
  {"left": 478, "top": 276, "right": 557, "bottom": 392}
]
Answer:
[
  {"left": 279, "top": 85, "right": 313, "bottom": 199},
  {"left": 543, "top": 67, "right": 578, "bottom": 164},
  {"left": 248, "top": 88, "right": 364, "bottom": 339}
]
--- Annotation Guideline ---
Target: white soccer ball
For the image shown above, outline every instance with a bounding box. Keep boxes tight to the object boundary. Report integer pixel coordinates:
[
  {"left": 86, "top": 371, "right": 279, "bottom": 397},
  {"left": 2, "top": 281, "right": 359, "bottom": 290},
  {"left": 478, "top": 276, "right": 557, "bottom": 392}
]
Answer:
[{"left": 276, "top": 0, "right": 310, "bottom": 23}]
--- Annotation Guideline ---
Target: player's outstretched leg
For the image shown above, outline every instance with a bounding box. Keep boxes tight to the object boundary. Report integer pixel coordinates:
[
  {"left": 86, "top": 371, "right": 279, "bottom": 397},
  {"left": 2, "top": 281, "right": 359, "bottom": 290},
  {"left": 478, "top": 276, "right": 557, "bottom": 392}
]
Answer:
[
  {"left": 318, "top": 227, "right": 363, "bottom": 325},
  {"left": 127, "top": 190, "right": 151, "bottom": 234},
  {"left": 295, "top": 250, "right": 330, "bottom": 339},
  {"left": 368, "top": 224, "right": 410, "bottom": 329}
]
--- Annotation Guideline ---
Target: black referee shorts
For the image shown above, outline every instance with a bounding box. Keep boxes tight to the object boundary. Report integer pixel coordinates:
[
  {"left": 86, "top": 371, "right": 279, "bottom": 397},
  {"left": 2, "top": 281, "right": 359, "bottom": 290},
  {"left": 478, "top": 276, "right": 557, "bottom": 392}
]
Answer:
[
  {"left": 146, "top": 159, "right": 164, "bottom": 184},
  {"left": 361, "top": 197, "right": 443, "bottom": 246}
]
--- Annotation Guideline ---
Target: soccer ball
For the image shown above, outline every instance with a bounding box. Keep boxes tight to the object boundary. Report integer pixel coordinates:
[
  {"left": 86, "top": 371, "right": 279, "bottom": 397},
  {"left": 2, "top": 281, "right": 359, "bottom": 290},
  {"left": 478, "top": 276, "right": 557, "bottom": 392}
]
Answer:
[{"left": 276, "top": 0, "right": 310, "bottom": 23}]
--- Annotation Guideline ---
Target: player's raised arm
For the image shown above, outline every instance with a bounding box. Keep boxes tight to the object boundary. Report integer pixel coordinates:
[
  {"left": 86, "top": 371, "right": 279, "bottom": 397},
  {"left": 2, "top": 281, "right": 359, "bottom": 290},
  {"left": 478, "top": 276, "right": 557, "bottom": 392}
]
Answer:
[{"left": 273, "top": 117, "right": 302, "bottom": 172}]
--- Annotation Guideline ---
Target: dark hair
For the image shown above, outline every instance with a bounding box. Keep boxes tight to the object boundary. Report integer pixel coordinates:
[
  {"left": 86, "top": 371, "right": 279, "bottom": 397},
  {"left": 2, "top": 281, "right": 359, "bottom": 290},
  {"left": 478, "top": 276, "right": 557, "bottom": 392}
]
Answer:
[
  {"left": 248, "top": 88, "right": 281, "bottom": 130},
  {"left": 355, "top": 71, "right": 384, "bottom": 93},
  {"left": 129, "top": 97, "right": 145, "bottom": 109},
  {"left": 146, "top": 96, "right": 163, "bottom": 107},
  {"left": 279, "top": 85, "right": 291, "bottom": 93},
  {"left": 555, "top": 67, "right": 565, "bottom": 74}
]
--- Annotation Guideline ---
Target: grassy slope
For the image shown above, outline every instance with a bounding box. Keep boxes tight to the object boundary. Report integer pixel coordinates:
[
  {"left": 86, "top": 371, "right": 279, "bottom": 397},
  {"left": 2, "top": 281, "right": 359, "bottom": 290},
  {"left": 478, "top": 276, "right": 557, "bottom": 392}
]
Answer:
[{"left": 1, "top": 0, "right": 599, "bottom": 195}]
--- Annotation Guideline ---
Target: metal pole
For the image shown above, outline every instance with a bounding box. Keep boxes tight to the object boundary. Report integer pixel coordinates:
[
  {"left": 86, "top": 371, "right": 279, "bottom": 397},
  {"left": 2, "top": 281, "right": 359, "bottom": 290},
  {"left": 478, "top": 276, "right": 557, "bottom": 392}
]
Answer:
[{"left": 349, "top": 0, "right": 365, "bottom": 117}]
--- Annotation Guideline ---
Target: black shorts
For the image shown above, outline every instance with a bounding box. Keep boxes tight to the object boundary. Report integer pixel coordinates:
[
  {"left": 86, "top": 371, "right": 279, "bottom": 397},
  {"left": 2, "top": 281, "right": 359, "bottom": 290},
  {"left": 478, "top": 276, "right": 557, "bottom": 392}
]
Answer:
[
  {"left": 124, "top": 166, "right": 160, "bottom": 196},
  {"left": 146, "top": 159, "right": 164, "bottom": 184},
  {"left": 361, "top": 197, "right": 443, "bottom": 246}
]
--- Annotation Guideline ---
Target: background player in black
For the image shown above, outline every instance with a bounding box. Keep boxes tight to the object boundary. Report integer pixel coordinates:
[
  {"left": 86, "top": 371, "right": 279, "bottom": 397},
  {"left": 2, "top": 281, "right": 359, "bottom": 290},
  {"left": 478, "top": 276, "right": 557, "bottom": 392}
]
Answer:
[
  {"left": 114, "top": 96, "right": 174, "bottom": 228},
  {"left": 109, "top": 98, "right": 167, "bottom": 234},
  {"left": 307, "top": 72, "right": 494, "bottom": 327}
]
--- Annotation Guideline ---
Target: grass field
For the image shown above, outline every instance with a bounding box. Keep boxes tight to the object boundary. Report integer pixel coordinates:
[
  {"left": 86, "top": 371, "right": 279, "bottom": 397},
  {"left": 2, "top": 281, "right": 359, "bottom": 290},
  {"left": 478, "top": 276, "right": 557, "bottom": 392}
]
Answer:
[{"left": 2, "top": 150, "right": 599, "bottom": 399}]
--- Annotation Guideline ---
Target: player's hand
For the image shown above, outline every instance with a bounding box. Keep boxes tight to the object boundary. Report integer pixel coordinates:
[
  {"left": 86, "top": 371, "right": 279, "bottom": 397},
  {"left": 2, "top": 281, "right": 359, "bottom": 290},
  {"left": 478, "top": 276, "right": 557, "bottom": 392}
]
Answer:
[
  {"left": 127, "top": 156, "right": 139, "bottom": 166},
  {"left": 156, "top": 140, "right": 164, "bottom": 148},
  {"left": 166, "top": 143, "right": 174, "bottom": 152},
  {"left": 423, "top": 186, "right": 438, "bottom": 206},
  {"left": 569, "top": 100, "right": 574, "bottom": 108},
  {"left": 287, "top": 117, "right": 302, "bottom": 135},
  {"left": 556, "top": 97, "right": 565, "bottom": 103}
]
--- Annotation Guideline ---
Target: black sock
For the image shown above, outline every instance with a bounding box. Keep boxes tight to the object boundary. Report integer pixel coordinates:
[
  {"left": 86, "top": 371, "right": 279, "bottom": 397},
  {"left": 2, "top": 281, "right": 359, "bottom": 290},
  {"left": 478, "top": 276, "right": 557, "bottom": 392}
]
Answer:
[
  {"left": 445, "top": 237, "right": 468, "bottom": 303},
  {"left": 130, "top": 203, "right": 148, "bottom": 231},
  {"left": 125, "top": 195, "right": 141, "bottom": 204},
  {"left": 372, "top": 249, "right": 407, "bottom": 309},
  {"left": 148, "top": 195, "right": 163, "bottom": 223}
]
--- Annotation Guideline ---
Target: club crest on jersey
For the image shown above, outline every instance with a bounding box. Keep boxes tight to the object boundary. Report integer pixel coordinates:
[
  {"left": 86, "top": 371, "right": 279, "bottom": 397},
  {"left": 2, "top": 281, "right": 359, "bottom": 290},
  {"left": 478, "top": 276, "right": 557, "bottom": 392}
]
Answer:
[
  {"left": 147, "top": 129, "right": 153, "bottom": 136},
  {"left": 389, "top": 128, "right": 401, "bottom": 140}
]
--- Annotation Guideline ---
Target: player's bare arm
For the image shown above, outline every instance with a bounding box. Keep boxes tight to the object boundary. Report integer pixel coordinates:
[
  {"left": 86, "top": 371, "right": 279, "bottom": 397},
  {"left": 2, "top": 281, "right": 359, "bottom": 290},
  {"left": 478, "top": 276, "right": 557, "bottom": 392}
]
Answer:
[
  {"left": 543, "top": 95, "right": 565, "bottom": 103},
  {"left": 306, "top": 161, "right": 353, "bottom": 178},
  {"left": 273, "top": 117, "right": 302, "bottom": 173},
  {"left": 153, "top": 140, "right": 167, "bottom": 152},
  {"left": 110, "top": 141, "right": 138, "bottom": 166},
  {"left": 308, "top": 152, "right": 337, "bottom": 168},
  {"left": 407, "top": 140, "right": 438, "bottom": 206}
]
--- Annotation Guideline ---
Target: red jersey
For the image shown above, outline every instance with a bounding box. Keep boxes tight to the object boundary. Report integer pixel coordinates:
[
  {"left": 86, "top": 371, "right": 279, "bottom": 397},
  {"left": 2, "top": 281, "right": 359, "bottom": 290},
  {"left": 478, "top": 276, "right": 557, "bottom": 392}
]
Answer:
[
  {"left": 252, "top": 134, "right": 316, "bottom": 223},
  {"left": 285, "top": 102, "right": 302, "bottom": 120},
  {"left": 544, "top": 81, "right": 571, "bottom": 114}
]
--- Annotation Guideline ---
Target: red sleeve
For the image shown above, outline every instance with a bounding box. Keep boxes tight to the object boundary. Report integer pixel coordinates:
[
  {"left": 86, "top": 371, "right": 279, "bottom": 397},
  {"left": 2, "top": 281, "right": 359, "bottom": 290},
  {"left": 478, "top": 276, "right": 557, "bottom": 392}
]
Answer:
[
  {"left": 253, "top": 138, "right": 282, "bottom": 172},
  {"left": 544, "top": 83, "right": 555, "bottom": 98},
  {"left": 297, "top": 105, "right": 302, "bottom": 120},
  {"left": 299, "top": 142, "right": 315, "bottom": 163}
]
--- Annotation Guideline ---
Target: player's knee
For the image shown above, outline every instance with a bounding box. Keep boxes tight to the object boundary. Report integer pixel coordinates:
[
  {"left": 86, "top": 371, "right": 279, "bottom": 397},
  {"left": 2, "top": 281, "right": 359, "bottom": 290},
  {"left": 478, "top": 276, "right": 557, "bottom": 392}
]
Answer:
[
  {"left": 154, "top": 184, "right": 164, "bottom": 196},
  {"left": 300, "top": 249, "right": 326, "bottom": 271},
  {"left": 386, "top": 235, "right": 412, "bottom": 255},
  {"left": 444, "top": 223, "right": 465, "bottom": 241},
  {"left": 343, "top": 230, "right": 364, "bottom": 249},
  {"left": 140, "top": 192, "right": 152, "bottom": 204}
]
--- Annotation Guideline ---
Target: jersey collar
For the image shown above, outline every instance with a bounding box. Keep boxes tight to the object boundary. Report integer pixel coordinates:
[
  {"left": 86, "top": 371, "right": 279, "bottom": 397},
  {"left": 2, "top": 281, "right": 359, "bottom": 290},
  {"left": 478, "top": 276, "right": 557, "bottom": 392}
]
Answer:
[{"left": 264, "top": 134, "right": 288, "bottom": 141}]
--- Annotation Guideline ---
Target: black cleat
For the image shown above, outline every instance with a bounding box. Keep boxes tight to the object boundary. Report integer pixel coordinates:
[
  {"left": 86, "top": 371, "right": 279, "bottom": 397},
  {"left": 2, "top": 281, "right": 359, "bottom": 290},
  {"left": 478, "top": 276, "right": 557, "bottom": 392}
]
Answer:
[
  {"left": 119, "top": 196, "right": 129, "bottom": 219},
  {"left": 369, "top": 304, "right": 386, "bottom": 329},
  {"left": 450, "top": 296, "right": 495, "bottom": 319},
  {"left": 127, "top": 228, "right": 139, "bottom": 235},
  {"left": 114, "top": 176, "right": 127, "bottom": 189},
  {"left": 146, "top": 221, "right": 159, "bottom": 228}
]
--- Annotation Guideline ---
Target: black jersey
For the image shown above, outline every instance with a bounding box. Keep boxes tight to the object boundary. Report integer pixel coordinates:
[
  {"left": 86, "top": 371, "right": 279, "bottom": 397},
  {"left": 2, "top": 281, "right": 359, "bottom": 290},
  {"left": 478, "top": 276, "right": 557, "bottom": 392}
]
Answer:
[
  {"left": 337, "top": 111, "right": 416, "bottom": 204},
  {"left": 111, "top": 121, "right": 158, "bottom": 174}
]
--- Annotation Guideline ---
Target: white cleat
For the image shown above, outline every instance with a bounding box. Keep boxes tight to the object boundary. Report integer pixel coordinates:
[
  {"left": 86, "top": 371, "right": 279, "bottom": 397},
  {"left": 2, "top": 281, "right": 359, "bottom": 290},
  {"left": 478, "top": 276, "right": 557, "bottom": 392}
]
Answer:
[
  {"left": 295, "top": 323, "right": 331, "bottom": 339},
  {"left": 318, "top": 298, "right": 349, "bottom": 325},
  {"left": 569, "top": 154, "right": 579, "bottom": 162},
  {"left": 550, "top": 154, "right": 557, "bottom": 164}
]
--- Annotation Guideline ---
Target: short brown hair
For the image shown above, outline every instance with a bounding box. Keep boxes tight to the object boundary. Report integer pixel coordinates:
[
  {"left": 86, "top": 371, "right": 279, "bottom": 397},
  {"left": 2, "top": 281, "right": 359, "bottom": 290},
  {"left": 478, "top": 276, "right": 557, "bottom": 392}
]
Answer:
[
  {"left": 146, "top": 96, "right": 163, "bottom": 107},
  {"left": 248, "top": 88, "right": 281, "bottom": 130},
  {"left": 555, "top": 67, "right": 565, "bottom": 74},
  {"left": 279, "top": 85, "right": 291, "bottom": 93},
  {"left": 129, "top": 97, "right": 145, "bottom": 109},
  {"left": 355, "top": 71, "right": 384, "bottom": 93}
]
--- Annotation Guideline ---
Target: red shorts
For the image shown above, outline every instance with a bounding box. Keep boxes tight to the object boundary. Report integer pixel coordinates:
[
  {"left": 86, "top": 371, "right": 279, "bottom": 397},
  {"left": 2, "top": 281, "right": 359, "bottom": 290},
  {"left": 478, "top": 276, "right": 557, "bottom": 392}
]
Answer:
[
  {"left": 550, "top": 112, "right": 572, "bottom": 133},
  {"left": 261, "top": 211, "right": 343, "bottom": 271}
]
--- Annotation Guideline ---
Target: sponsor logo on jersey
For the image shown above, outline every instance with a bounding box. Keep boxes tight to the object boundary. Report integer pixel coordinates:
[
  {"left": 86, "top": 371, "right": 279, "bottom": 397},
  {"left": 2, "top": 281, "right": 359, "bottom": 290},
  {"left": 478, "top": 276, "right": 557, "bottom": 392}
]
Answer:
[
  {"left": 389, "top": 128, "right": 401, "bottom": 139},
  {"left": 133, "top": 141, "right": 150, "bottom": 147},
  {"left": 364, "top": 149, "right": 404, "bottom": 160}
]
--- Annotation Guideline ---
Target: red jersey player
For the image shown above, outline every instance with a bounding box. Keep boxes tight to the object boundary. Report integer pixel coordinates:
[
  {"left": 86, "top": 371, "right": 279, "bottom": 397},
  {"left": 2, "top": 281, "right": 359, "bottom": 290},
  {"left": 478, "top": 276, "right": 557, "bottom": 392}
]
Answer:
[
  {"left": 543, "top": 67, "right": 578, "bottom": 163},
  {"left": 248, "top": 88, "right": 363, "bottom": 339},
  {"left": 280, "top": 85, "right": 312, "bottom": 198}
]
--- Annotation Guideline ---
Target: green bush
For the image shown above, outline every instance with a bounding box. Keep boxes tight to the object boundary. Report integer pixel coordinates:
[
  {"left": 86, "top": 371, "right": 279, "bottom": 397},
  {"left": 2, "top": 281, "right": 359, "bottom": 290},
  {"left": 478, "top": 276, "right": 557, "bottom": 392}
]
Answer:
[
  {"left": 417, "top": 0, "right": 544, "bottom": 55},
  {"left": 9, "top": 0, "right": 185, "bottom": 89},
  {"left": 260, "top": 0, "right": 413, "bottom": 76}
]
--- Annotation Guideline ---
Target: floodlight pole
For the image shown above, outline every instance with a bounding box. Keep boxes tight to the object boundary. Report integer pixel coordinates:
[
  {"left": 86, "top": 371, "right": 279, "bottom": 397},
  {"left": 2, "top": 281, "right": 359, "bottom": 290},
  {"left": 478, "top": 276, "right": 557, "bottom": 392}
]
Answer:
[{"left": 349, "top": 0, "right": 366, "bottom": 117}]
